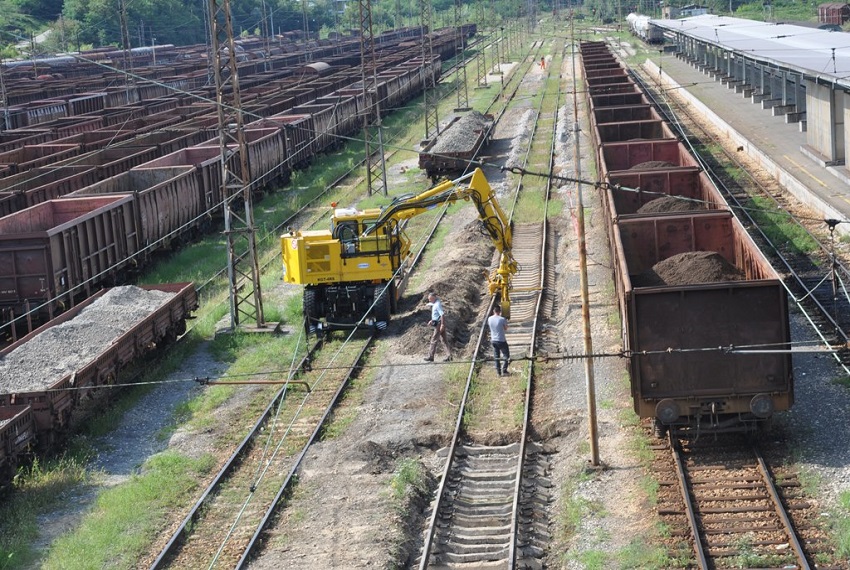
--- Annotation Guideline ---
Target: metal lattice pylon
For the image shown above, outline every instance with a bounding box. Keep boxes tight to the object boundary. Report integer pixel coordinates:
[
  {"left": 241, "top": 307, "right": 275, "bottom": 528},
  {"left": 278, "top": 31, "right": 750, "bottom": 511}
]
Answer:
[
  {"left": 119, "top": 0, "right": 134, "bottom": 104},
  {"left": 453, "top": 0, "right": 469, "bottom": 111},
  {"left": 474, "top": 4, "right": 487, "bottom": 87},
  {"left": 359, "top": 0, "right": 387, "bottom": 196},
  {"left": 420, "top": 0, "right": 439, "bottom": 140},
  {"left": 208, "top": 0, "right": 265, "bottom": 329}
]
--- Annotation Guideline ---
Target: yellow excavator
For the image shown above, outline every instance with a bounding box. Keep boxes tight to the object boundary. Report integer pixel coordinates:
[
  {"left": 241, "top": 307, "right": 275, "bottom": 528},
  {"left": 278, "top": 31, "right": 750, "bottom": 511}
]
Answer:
[{"left": 281, "top": 168, "right": 516, "bottom": 333}]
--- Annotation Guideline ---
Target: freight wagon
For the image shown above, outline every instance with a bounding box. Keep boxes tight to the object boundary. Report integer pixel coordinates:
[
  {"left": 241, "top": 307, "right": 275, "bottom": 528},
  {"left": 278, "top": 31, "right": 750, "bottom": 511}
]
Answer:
[
  {"left": 0, "top": 282, "right": 196, "bottom": 483},
  {"left": 419, "top": 112, "right": 494, "bottom": 178},
  {"left": 0, "top": 196, "right": 139, "bottom": 327},
  {"left": 580, "top": 40, "right": 793, "bottom": 434},
  {"left": 0, "top": 405, "right": 35, "bottom": 486}
]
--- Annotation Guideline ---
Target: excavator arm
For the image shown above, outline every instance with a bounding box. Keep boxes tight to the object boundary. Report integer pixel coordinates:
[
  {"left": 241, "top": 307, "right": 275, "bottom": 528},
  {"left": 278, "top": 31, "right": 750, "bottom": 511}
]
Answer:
[{"left": 364, "top": 168, "right": 517, "bottom": 317}]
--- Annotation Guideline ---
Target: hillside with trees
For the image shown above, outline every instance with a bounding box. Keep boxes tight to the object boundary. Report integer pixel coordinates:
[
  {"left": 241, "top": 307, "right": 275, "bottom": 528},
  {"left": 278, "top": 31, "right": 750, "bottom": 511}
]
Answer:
[{"left": 0, "top": 0, "right": 827, "bottom": 58}]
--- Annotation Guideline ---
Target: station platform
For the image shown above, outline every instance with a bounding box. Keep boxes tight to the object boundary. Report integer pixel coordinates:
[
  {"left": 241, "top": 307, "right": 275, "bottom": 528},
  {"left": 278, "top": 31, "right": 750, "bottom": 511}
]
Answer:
[{"left": 636, "top": 51, "right": 850, "bottom": 237}]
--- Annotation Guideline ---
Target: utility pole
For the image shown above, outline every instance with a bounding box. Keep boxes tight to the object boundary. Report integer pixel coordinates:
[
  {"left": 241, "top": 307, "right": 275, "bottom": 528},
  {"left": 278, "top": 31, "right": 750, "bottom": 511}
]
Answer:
[
  {"left": 474, "top": 3, "right": 487, "bottom": 87},
  {"left": 0, "top": 61, "right": 10, "bottom": 131},
  {"left": 420, "top": 0, "right": 439, "bottom": 140},
  {"left": 208, "top": 0, "right": 265, "bottom": 330},
  {"left": 570, "top": 15, "right": 600, "bottom": 467},
  {"left": 302, "top": 0, "right": 310, "bottom": 58},
  {"left": 359, "top": 0, "right": 387, "bottom": 195},
  {"left": 453, "top": 0, "right": 469, "bottom": 111},
  {"left": 119, "top": 0, "right": 134, "bottom": 103}
]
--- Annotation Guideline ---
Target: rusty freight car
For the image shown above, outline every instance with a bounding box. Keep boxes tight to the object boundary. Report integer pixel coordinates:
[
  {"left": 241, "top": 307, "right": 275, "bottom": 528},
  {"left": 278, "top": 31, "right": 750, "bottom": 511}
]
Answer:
[{"left": 580, "top": 40, "right": 793, "bottom": 434}]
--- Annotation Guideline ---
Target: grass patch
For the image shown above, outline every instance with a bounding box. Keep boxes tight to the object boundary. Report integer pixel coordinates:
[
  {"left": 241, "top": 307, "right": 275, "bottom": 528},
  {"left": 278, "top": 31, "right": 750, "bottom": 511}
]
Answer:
[
  {"left": 747, "top": 195, "right": 818, "bottom": 254},
  {"left": 388, "top": 458, "right": 429, "bottom": 509},
  {"left": 514, "top": 191, "right": 549, "bottom": 223},
  {"left": 832, "top": 373, "right": 850, "bottom": 389},
  {"left": 40, "top": 451, "right": 215, "bottom": 570},
  {"left": 555, "top": 465, "right": 601, "bottom": 546},
  {"left": 0, "top": 454, "right": 94, "bottom": 569},
  {"left": 573, "top": 549, "right": 608, "bottom": 569},
  {"left": 617, "top": 538, "right": 681, "bottom": 569},
  {"left": 834, "top": 490, "right": 850, "bottom": 558},
  {"left": 322, "top": 344, "right": 384, "bottom": 440}
]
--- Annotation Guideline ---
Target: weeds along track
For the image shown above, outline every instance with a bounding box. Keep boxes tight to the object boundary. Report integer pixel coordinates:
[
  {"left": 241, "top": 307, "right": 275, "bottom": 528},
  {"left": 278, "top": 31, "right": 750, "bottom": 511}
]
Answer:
[
  {"left": 652, "top": 434, "right": 837, "bottom": 569},
  {"left": 631, "top": 63, "right": 850, "bottom": 365},
  {"left": 149, "top": 334, "right": 373, "bottom": 568},
  {"left": 416, "top": 35, "right": 564, "bottom": 569}
]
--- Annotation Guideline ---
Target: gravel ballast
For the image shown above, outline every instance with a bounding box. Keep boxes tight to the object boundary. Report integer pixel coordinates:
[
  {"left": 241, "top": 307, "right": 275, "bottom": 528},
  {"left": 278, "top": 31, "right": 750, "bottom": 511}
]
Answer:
[
  {"left": 430, "top": 110, "right": 493, "bottom": 154},
  {"left": 0, "top": 286, "right": 175, "bottom": 393}
]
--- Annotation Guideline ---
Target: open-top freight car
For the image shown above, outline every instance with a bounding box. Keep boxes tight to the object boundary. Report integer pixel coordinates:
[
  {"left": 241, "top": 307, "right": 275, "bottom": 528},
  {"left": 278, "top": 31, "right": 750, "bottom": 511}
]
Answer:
[
  {"left": 0, "top": 28, "right": 468, "bottom": 341},
  {"left": 580, "top": 40, "right": 793, "bottom": 434},
  {"left": 0, "top": 283, "right": 198, "bottom": 447},
  {"left": 419, "top": 111, "right": 494, "bottom": 179},
  {"left": 0, "top": 405, "right": 35, "bottom": 487},
  {"left": 0, "top": 282, "right": 196, "bottom": 484}
]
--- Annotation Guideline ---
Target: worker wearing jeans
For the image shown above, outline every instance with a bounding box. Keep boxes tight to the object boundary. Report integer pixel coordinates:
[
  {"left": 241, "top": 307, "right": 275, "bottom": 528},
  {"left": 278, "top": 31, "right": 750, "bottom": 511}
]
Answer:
[
  {"left": 424, "top": 292, "right": 452, "bottom": 362},
  {"left": 487, "top": 305, "right": 510, "bottom": 376}
]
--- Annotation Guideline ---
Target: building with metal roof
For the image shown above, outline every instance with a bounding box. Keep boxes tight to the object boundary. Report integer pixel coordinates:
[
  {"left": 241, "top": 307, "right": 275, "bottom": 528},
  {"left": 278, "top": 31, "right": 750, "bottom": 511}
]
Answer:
[{"left": 653, "top": 14, "right": 850, "bottom": 174}]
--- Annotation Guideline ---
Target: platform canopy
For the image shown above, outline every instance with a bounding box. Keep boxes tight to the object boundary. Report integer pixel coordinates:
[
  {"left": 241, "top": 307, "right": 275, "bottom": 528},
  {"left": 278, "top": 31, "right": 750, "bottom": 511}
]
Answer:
[{"left": 653, "top": 15, "right": 850, "bottom": 87}]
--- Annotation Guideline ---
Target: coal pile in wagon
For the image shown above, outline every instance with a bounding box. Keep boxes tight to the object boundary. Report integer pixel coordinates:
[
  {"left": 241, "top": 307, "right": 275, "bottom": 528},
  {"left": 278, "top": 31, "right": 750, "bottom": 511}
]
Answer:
[
  {"left": 430, "top": 111, "right": 493, "bottom": 154},
  {"left": 636, "top": 195, "right": 704, "bottom": 214},
  {"left": 632, "top": 251, "right": 745, "bottom": 287},
  {"left": 0, "top": 286, "right": 175, "bottom": 393},
  {"left": 629, "top": 160, "right": 675, "bottom": 171}
]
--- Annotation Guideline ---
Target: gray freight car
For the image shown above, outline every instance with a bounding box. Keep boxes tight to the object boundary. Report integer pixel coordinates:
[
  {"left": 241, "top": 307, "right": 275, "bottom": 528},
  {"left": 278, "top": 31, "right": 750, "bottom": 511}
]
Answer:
[
  {"left": 419, "top": 112, "right": 494, "bottom": 179},
  {"left": 0, "top": 282, "right": 196, "bottom": 467}
]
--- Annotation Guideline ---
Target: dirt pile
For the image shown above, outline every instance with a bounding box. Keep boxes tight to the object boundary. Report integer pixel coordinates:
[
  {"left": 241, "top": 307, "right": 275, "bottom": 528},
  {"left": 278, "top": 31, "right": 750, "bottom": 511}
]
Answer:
[
  {"left": 636, "top": 195, "right": 704, "bottom": 213},
  {"left": 394, "top": 220, "right": 492, "bottom": 358},
  {"left": 632, "top": 251, "right": 745, "bottom": 287},
  {"left": 629, "top": 160, "right": 675, "bottom": 170}
]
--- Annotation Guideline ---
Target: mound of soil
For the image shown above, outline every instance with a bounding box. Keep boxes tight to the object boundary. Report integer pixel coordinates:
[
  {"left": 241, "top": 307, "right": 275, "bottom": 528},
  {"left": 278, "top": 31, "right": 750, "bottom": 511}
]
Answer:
[
  {"left": 632, "top": 251, "right": 745, "bottom": 287},
  {"left": 394, "top": 224, "right": 492, "bottom": 356},
  {"left": 636, "top": 195, "right": 704, "bottom": 214},
  {"left": 629, "top": 160, "right": 675, "bottom": 170}
]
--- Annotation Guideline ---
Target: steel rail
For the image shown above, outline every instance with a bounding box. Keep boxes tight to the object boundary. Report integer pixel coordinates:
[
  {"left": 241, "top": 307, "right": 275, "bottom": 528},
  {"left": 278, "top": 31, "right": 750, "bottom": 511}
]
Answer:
[
  {"left": 418, "top": 34, "right": 556, "bottom": 569},
  {"left": 149, "top": 336, "right": 324, "bottom": 569},
  {"left": 753, "top": 444, "right": 812, "bottom": 570},
  {"left": 169, "top": 31, "right": 530, "bottom": 569},
  {"left": 240, "top": 99, "right": 491, "bottom": 563},
  {"left": 508, "top": 39, "right": 564, "bottom": 570},
  {"left": 234, "top": 334, "right": 375, "bottom": 568},
  {"left": 669, "top": 435, "right": 710, "bottom": 570}
]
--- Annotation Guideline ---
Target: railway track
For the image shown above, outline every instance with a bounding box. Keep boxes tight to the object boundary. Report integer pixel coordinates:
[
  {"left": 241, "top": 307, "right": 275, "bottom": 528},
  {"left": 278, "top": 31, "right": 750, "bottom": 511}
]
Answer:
[
  {"left": 652, "top": 434, "right": 838, "bottom": 570},
  {"left": 150, "top": 334, "right": 373, "bottom": 568},
  {"left": 150, "top": 29, "right": 558, "bottom": 569},
  {"left": 417, "top": 35, "right": 563, "bottom": 570},
  {"left": 631, "top": 63, "right": 850, "bottom": 366}
]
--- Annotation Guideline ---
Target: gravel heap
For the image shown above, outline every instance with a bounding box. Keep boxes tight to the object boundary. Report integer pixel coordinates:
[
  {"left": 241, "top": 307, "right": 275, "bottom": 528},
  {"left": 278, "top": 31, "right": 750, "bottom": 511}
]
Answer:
[
  {"left": 636, "top": 195, "right": 704, "bottom": 213},
  {"left": 632, "top": 251, "right": 745, "bottom": 287},
  {"left": 0, "top": 286, "right": 175, "bottom": 393},
  {"left": 431, "top": 111, "right": 493, "bottom": 154},
  {"left": 629, "top": 160, "right": 676, "bottom": 170}
]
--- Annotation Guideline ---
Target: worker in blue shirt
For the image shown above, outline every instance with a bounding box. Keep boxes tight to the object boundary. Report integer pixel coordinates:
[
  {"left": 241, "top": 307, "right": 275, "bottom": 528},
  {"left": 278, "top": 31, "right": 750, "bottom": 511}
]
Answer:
[{"left": 424, "top": 292, "right": 452, "bottom": 362}]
